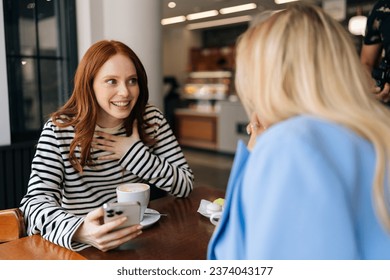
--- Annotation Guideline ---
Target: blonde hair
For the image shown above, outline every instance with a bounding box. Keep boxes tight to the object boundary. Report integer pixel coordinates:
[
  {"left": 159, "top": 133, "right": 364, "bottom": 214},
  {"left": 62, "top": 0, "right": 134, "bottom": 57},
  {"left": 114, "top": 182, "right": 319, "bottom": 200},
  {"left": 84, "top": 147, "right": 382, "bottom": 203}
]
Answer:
[{"left": 236, "top": 3, "right": 390, "bottom": 230}]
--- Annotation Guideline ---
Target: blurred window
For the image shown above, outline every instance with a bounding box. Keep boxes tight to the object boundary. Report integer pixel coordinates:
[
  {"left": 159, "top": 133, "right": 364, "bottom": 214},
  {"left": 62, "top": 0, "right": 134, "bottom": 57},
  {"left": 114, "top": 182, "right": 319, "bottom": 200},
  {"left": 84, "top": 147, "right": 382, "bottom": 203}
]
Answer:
[{"left": 3, "top": 0, "right": 78, "bottom": 142}]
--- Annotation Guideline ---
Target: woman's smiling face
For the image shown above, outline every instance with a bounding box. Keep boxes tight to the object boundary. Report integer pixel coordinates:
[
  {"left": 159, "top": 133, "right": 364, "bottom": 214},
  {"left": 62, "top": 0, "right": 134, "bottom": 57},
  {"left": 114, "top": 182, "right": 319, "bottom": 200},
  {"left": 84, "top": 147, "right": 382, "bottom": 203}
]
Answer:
[{"left": 93, "top": 53, "right": 140, "bottom": 128}]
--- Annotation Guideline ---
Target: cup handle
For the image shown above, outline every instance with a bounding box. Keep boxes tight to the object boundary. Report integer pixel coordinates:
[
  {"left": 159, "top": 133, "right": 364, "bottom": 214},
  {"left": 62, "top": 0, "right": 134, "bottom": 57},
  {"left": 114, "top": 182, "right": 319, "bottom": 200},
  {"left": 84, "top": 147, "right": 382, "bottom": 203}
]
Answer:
[{"left": 209, "top": 212, "right": 222, "bottom": 226}]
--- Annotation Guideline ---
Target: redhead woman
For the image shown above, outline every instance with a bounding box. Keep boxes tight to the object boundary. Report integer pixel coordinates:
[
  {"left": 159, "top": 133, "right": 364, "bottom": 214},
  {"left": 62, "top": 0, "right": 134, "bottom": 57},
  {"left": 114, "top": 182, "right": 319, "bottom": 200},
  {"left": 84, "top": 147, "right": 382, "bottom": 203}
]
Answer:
[
  {"left": 208, "top": 3, "right": 390, "bottom": 259},
  {"left": 20, "top": 40, "right": 194, "bottom": 252}
]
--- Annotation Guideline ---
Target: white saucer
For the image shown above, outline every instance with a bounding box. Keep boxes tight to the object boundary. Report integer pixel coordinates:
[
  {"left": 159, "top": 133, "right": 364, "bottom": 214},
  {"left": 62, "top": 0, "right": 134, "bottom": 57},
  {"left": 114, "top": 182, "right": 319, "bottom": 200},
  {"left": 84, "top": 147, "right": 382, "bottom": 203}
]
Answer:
[{"left": 141, "top": 208, "right": 161, "bottom": 228}]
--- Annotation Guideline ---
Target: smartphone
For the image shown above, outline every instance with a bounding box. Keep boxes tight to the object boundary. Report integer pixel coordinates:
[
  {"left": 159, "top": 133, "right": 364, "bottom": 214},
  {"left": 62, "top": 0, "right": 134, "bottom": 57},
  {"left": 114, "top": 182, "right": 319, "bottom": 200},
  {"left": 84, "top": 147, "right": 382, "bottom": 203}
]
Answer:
[{"left": 103, "top": 201, "right": 141, "bottom": 230}]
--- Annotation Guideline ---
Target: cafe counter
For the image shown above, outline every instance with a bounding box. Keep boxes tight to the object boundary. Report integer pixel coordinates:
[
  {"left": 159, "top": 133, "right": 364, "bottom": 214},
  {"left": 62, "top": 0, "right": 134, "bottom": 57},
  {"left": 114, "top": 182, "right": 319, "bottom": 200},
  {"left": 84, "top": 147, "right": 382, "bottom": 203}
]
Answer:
[{"left": 174, "top": 100, "right": 249, "bottom": 153}]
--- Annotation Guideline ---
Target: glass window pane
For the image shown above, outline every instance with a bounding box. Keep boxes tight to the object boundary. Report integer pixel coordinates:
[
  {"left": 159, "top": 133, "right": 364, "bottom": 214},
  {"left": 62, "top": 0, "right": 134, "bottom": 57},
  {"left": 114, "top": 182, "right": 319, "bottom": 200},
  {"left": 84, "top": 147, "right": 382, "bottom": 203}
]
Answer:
[
  {"left": 37, "top": 0, "right": 59, "bottom": 56},
  {"left": 3, "top": 0, "right": 38, "bottom": 56},
  {"left": 8, "top": 57, "right": 40, "bottom": 133},
  {"left": 21, "top": 58, "right": 41, "bottom": 130},
  {"left": 40, "top": 59, "right": 63, "bottom": 120},
  {"left": 19, "top": 0, "right": 38, "bottom": 56}
]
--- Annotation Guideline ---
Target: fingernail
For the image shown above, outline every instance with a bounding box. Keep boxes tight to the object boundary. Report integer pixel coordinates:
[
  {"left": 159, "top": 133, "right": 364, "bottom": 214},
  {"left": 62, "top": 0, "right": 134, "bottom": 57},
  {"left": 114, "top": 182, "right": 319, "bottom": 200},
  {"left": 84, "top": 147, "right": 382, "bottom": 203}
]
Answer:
[{"left": 137, "top": 225, "right": 143, "bottom": 230}]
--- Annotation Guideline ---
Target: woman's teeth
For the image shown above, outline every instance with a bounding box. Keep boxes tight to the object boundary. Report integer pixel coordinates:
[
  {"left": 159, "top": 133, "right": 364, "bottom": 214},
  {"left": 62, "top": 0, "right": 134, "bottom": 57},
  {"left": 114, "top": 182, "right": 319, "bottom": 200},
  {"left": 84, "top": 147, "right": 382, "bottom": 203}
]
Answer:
[{"left": 111, "top": 101, "right": 130, "bottom": 107}]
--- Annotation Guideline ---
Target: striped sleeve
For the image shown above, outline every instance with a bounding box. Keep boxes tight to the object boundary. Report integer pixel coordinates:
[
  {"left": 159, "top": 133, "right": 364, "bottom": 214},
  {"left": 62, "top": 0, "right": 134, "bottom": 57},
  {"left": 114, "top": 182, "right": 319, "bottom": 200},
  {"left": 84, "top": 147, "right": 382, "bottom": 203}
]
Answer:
[
  {"left": 19, "top": 120, "right": 89, "bottom": 251},
  {"left": 119, "top": 105, "right": 194, "bottom": 197}
]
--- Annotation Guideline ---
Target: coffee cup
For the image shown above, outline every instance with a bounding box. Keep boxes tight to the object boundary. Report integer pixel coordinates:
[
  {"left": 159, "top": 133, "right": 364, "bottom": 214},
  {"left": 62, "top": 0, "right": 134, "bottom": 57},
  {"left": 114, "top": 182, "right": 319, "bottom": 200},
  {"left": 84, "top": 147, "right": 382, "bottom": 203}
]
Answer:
[
  {"left": 117, "top": 183, "right": 150, "bottom": 220},
  {"left": 209, "top": 211, "right": 223, "bottom": 226}
]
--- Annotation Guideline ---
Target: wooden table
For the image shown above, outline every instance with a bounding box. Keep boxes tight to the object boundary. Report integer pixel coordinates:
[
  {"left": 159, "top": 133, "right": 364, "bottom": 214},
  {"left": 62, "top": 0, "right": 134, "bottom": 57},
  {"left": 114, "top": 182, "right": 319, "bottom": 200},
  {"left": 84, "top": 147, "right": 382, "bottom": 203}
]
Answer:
[{"left": 0, "top": 186, "right": 225, "bottom": 260}]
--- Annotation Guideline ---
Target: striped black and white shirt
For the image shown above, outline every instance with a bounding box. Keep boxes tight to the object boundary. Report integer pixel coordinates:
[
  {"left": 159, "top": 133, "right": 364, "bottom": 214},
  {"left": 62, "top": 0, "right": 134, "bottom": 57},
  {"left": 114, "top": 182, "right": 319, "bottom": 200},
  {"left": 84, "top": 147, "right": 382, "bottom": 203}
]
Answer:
[{"left": 20, "top": 105, "right": 194, "bottom": 251}]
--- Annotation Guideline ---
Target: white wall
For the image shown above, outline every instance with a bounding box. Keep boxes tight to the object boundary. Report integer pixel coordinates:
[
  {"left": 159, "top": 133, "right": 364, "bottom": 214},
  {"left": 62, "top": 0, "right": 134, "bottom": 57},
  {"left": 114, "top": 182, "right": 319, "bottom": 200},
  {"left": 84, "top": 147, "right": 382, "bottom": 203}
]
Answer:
[
  {"left": 76, "top": 0, "right": 163, "bottom": 110},
  {"left": 0, "top": 0, "right": 10, "bottom": 146},
  {"left": 76, "top": 0, "right": 104, "bottom": 59},
  {"left": 162, "top": 26, "right": 202, "bottom": 87}
]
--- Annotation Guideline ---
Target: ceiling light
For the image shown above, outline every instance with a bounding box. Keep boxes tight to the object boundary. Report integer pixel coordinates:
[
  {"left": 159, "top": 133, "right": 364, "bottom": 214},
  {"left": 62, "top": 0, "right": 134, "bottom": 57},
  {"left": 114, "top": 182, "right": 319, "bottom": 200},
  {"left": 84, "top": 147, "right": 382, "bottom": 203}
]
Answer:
[
  {"left": 161, "top": 15, "right": 186, "bottom": 25},
  {"left": 274, "top": 0, "right": 299, "bottom": 4},
  {"left": 187, "top": 10, "right": 219, "bottom": 21},
  {"left": 168, "top": 2, "right": 176, "bottom": 8},
  {"left": 220, "top": 3, "right": 257, "bottom": 14},
  {"left": 187, "top": 15, "right": 252, "bottom": 30}
]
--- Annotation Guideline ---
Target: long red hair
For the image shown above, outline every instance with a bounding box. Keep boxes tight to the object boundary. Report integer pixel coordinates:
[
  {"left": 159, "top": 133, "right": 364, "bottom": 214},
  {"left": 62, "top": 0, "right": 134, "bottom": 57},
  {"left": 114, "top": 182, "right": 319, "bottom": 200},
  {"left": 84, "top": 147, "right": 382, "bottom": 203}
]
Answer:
[{"left": 52, "top": 40, "right": 153, "bottom": 172}]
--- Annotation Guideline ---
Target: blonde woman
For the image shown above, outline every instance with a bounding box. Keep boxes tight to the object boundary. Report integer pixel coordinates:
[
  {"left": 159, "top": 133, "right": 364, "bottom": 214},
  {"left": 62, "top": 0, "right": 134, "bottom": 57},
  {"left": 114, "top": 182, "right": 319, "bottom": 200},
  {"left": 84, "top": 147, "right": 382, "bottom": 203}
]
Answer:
[{"left": 208, "top": 3, "right": 390, "bottom": 259}]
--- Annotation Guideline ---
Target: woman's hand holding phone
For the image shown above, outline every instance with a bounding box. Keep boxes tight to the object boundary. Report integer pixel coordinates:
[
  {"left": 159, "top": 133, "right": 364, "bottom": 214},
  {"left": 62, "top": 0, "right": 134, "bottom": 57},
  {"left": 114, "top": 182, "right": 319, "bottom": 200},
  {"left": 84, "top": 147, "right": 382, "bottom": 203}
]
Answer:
[{"left": 72, "top": 202, "right": 142, "bottom": 252}]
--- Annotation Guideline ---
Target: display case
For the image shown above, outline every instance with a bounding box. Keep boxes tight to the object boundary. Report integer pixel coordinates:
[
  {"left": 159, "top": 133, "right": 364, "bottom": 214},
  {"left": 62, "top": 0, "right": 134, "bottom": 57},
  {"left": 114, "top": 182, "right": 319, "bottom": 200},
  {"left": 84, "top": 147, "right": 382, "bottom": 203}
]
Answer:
[
  {"left": 175, "top": 71, "right": 239, "bottom": 151},
  {"left": 182, "top": 71, "right": 233, "bottom": 101}
]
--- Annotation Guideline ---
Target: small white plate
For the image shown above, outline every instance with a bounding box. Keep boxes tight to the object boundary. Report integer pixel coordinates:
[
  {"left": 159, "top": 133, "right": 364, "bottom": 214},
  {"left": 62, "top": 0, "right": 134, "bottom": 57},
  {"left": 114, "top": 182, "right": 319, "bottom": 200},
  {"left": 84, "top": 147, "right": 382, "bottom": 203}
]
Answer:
[{"left": 141, "top": 208, "right": 161, "bottom": 228}]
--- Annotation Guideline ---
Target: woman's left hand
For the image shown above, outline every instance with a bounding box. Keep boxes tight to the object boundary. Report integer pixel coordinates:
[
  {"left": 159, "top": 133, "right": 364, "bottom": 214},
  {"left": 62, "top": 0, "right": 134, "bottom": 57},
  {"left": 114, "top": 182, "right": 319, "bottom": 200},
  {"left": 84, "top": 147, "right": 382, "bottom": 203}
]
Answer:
[
  {"left": 73, "top": 207, "right": 143, "bottom": 252},
  {"left": 93, "top": 121, "right": 140, "bottom": 160}
]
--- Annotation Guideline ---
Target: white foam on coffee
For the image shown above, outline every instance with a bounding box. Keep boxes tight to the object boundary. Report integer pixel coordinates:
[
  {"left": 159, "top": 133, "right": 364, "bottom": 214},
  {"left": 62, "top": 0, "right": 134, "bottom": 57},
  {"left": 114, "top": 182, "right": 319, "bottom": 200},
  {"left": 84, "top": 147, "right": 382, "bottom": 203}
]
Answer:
[{"left": 118, "top": 185, "right": 148, "bottom": 193}]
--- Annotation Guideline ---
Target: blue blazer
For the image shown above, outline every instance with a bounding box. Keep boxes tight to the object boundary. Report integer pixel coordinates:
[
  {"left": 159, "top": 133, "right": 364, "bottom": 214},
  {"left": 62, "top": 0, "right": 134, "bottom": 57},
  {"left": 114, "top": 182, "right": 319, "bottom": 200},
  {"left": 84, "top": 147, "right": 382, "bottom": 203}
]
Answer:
[{"left": 208, "top": 115, "right": 390, "bottom": 259}]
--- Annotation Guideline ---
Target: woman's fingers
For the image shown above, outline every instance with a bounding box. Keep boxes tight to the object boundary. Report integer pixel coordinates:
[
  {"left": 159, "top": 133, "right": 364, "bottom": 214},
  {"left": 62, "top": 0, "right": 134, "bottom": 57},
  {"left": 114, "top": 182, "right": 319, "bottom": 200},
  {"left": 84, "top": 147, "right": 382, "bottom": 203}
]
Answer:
[
  {"left": 100, "top": 216, "right": 128, "bottom": 232},
  {"left": 84, "top": 207, "right": 104, "bottom": 224},
  {"left": 93, "top": 121, "right": 139, "bottom": 160},
  {"left": 98, "top": 224, "right": 143, "bottom": 252},
  {"left": 97, "top": 154, "right": 117, "bottom": 161},
  {"left": 95, "top": 131, "right": 114, "bottom": 139},
  {"left": 93, "top": 143, "right": 115, "bottom": 152},
  {"left": 94, "top": 132, "right": 120, "bottom": 147},
  {"left": 99, "top": 230, "right": 143, "bottom": 252},
  {"left": 92, "top": 135, "right": 116, "bottom": 153},
  {"left": 246, "top": 122, "right": 259, "bottom": 135},
  {"left": 373, "top": 83, "right": 390, "bottom": 102}
]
